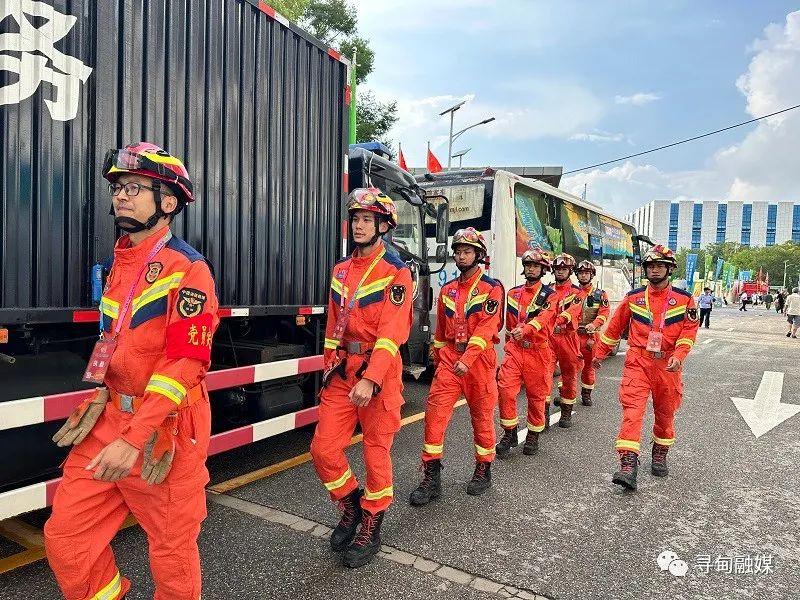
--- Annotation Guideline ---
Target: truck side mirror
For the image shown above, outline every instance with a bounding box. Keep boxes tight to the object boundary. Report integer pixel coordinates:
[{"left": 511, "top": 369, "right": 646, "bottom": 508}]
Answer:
[
  {"left": 436, "top": 203, "right": 449, "bottom": 244},
  {"left": 436, "top": 244, "right": 448, "bottom": 263}
]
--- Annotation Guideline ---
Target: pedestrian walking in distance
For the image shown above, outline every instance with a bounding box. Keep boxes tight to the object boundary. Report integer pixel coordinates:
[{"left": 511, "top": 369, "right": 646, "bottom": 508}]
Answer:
[
  {"left": 698, "top": 287, "right": 715, "bottom": 328},
  {"left": 739, "top": 291, "right": 749, "bottom": 311},
  {"left": 784, "top": 288, "right": 800, "bottom": 338}
]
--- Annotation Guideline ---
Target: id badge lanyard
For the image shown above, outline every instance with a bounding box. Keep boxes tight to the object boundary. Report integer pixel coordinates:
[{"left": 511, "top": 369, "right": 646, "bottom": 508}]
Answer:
[
  {"left": 330, "top": 247, "right": 386, "bottom": 344},
  {"left": 644, "top": 285, "right": 672, "bottom": 358},
  {"left": 82, "top": 231, "right": 172, "bottom": 383}
]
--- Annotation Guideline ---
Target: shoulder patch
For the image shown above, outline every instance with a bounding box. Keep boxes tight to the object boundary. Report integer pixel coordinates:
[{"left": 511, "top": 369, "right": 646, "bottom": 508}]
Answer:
[
  {"left": 166, "top": 236, "right": 205, "bottom": 263},
  {"left": 673, "top": 287, "right": 692, "bottom": 298},
  {"left": 381, "top": 250, "right": 407, "bottom": 270},
  {"left": 177, "top": 288, "right": 207, "bottom": 318},
  {"left": 481, "top": 274, "right": 501, "bottom": 287},
  {"left": 542, "top": 285, "right": 556, "bottom": 297},
  {"left": 627, "top": 286, "right": 646, "bottom": 297}
]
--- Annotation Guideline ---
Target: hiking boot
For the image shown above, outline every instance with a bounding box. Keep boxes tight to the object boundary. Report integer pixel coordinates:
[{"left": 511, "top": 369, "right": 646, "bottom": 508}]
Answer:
[
  {"left": 612, "top": 450, "right": 639, "bottom": 490},
  {"left": 522, "top": 430, "right": 540, "bottom": 455},
  {"left": 651, "top": 443, "right": 670, "bottom": 477},
  {"left": 495, "top": 427, "right": 518, "bottom": 458},
  {"left": 558, "top": 402, "right": 573, "bottom": 428},
  {"left": 342, "top": 510, "right": 385, "bottom": 568},
  {"left": 409, "top": 459, "right": 442, "bottom": 506},
  {"left": 330, "top": 488, "right": 363, "bottom": 552},
  {"left": 581, "top": 388, "right": 593, "bottom": 406},
  {"left": 466, "top": 461, "right": 491, "bottom": 496}
]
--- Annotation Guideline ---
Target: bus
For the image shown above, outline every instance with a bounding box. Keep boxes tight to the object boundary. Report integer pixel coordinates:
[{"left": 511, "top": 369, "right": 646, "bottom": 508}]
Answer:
[{"left": 418, "top": 168, "right": 646, "bottom": 325}]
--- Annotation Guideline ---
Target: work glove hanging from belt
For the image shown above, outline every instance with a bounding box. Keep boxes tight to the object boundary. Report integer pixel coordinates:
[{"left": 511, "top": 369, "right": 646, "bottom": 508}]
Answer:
[
  {"left": 52, "top": 387, "right": 109, "bottom": 447},
  {"left": 141, "top": 417, "right": 177, "bottom": 485}
]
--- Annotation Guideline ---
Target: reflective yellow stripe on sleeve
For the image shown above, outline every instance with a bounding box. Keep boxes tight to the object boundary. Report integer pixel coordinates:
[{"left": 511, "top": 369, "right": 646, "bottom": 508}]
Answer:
[
  {"left": 145, "top": 374, "right": 187, "bottom": 406},
  {"left": 527, "top": 319, "right": 542, "bottom": 331},
  {"left": 468, "top": 336, "right": 487, "bottom": 350},
  {"left": 324, "top": 338, "right": 339, "bottom": 350},
  {"left": 433, "top": 339, "right": 447, "bottom": 349},
  {"left": 374, "top": 337, "right": 399, "bottom": 356},
  {"left": 675, "top": 338, "right": 694, "bottom": 347},
  {"left": 600, "top": 333, "right": 619, "bottom": 346}
]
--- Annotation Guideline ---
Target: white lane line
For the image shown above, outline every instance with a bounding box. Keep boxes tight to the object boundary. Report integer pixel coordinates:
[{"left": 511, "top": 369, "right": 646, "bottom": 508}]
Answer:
[{"left": 702, "top": 339, "right": 714, "bottom": 345}]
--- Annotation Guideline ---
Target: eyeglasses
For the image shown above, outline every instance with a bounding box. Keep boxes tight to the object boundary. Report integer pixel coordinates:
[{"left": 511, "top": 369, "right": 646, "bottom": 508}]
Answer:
[{"left": 109, "top": 182, "right": 159, "bottom": 197}]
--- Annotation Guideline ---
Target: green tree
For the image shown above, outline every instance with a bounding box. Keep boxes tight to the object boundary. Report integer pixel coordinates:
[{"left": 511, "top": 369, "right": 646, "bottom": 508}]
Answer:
[
  {"left": 278, "top": 0, "right": 397, "bottom": 148},
  {"left": 269, "top": 0, "right": 310, "bottom": 21}
]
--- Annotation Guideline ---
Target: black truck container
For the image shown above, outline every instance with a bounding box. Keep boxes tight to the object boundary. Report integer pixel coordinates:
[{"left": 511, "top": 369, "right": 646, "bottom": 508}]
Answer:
[{"left": 0, "top": 0, "right": 351, "bottom": 493}]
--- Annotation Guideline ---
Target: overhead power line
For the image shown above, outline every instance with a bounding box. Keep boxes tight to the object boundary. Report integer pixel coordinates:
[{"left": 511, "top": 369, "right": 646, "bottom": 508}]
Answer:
[{"left": 563, "top": 103, "right": 800, "bottom": 175}]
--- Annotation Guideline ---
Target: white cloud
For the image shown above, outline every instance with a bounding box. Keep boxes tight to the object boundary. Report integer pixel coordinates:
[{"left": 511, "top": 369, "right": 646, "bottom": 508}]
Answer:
[
  {"left": 569, "top": 130, "right": 628, "bottom": 143},
  {"left": 614, "top": 92, "right": 661, "bottom": 105},
  {"left": 564, "top": 10, "right": 800, "bottom": 221},
  {"left": 378, "top": 82, "right": 605, "bottom": 166}
]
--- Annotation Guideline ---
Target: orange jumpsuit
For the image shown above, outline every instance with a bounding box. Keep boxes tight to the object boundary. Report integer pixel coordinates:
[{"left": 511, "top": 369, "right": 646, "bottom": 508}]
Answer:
[
  {"left": 549, "top": 281, "right": 585, "bottom": 405},
  {"left": 498, "top": 281, "right": 558, "bottom": 433},
  {"left": 310, "top": 243, "right": 412, "bottom": 514},
  {"left": 423, "top": 269, "right": 503, "bottom": 463},
  {"left": 45, "top": 226, "right": 219, "bottom": 600},
  {"left": 577, "top": 284, "right": 610, "bottom": 391},
  {"left": 595, "top": 284, "right": 699, "bottom": 454}
]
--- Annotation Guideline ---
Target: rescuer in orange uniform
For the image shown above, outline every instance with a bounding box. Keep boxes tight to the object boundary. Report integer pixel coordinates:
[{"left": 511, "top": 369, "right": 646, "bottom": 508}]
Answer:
[
  {"left": 310, "top": 188, "right": 413, "bottom": 568},
  {"left": 575, "top": 260, "right": 610, "bottom": 407},
  {"left": 496, "top": 248, "right": 559, "bottom": 457},
  {"left": 593, "top": 245, "right": 699, "bottom": 490},
  {"left": 44, "top": 143, "right": 219, "bottom": 599},
  {"left": 547, "top": 253, "right": 585, "bottom": 428},
  {"left": 410, "top": 228, "right": 504, "bottom": 504}
]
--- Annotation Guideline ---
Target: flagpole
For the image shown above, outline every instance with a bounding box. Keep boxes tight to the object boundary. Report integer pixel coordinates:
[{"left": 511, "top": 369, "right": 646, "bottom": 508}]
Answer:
[
  {"left": 427, "top": 141, "right": 430, "bottom": 173},
  {"left": 348, "top": 47, "right": 357, "bottom": 145}
]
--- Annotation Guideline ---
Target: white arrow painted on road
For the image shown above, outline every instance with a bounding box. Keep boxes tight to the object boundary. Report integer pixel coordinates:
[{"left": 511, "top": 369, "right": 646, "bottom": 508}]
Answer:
[{"left": 731, "top": 371, "right": 800, "bottom": 438}]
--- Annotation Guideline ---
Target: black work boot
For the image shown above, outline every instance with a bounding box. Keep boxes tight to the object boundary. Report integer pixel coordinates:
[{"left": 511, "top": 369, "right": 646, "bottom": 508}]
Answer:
[
  {"left": 581, "top": 387, "right": 593, "bottom": 406},
  {"left": 651, "top": 443, "right": 670, "bottom": 477},
  {"left": 544, "top": 401, "right": 551, "bottom": 430},
  {"left": 495, "top": 427, "right": 518, "bottom": 458},
  {"left": 409, "top": 459, "right": 442, "bottom": 506},
  {"left": 522, "top": 430, "right": 540, "bottom": 455},
  {"left": 558, "top": 402, "right": 573, "bottom": 428},
  {"left": 466, "top": 461, "right": 492, "bottom": 496},
  {"left": 342, "top": 510, "right": 385, "bottom": 568},
  {"left": 553, "top": 396, "right": 561, "bottom": 407},
  {"left": 330, "top": 488, "right": 363, "bottom": 552},
  {"left": 612, "top": 450, "right": 639, "bottom": 490}
]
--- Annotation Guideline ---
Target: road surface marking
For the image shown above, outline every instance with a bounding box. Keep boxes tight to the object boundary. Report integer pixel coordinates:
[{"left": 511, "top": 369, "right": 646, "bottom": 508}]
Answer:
[{"left": 731, "top": 371, "right": 800, "bottom": 438}]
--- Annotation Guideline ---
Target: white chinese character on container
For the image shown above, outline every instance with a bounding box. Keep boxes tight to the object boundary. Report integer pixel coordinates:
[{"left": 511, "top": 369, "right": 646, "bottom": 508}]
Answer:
[{"left": 0, "top": 0, "right": 92, "bottom": 121}]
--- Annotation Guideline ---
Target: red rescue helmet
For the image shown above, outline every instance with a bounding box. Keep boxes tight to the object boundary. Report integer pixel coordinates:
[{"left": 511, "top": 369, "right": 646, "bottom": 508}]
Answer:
[
  {"left": 521, "top": 248, "right": 552, "bottom": 271},
  {"left": 451, "top": 227, "right": 488, "bottom": 255},
  {"left": 346, "top": 187, "right": 398, "bottom": 229},
  {"left": 642, "top": 244, "right": 677, "bottom": 269},
  {"left": 552, "top": 252, "right": 576, "bottom": 270},
  {"left": 575, "top": 260, "right": 596, "bottom": 276},
  {"left": 103, "top": 142, "right": 193, "bottom": 205}
]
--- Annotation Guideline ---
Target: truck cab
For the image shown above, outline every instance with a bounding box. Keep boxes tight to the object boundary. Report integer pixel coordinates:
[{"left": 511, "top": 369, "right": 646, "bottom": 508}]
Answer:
[{"left": 348, "top": 143, "right": 448, "bottom": 377}]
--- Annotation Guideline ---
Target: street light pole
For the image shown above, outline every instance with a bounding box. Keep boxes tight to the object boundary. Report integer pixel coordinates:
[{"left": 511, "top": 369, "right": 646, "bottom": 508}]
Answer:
[
  {"left": 439, "top": 100, "right": 466, "bottom": 170},
  {"left": 783, "top": 259, "right": 789, "bottom": 288}
]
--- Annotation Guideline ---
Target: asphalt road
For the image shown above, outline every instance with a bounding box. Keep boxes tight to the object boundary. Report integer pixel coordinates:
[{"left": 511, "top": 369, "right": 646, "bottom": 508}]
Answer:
[{"left": 1, "top": 304, "right": 798, "bottom": 600}]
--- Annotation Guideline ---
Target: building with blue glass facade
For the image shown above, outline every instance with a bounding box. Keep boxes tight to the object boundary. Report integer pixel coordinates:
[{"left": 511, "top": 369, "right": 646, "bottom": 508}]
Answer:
[{"left": 625, "top": 200, "right": 800, "bottom": 251}]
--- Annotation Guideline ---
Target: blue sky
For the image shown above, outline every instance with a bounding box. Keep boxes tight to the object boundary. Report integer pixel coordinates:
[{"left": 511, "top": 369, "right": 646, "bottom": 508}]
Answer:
[{"left": 353, "top": 1, "right": 800, "bottom": 217}]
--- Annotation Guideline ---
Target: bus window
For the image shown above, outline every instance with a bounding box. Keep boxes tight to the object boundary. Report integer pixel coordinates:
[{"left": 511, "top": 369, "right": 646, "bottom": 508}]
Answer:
[
  {"left": 561, "top": 200, "right": 591, "bottom": 262},
  {"left": 423, "top": 182, "right": 492, "bottom": 237},
  {"left": 599, "top": 215, "right": 635, "bottom": 286},
  {"left": 513, "top": 184, "right": 563, "bottom": 255}
]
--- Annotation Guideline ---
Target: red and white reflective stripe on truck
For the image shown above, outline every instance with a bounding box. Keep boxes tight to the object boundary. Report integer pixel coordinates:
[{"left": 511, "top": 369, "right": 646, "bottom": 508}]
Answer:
[
  {"left": 0, "top": 355, "right": 324, "bottom": 432},
  {"left": 0, "top": 405, "right": 321, "bottom": 520}
]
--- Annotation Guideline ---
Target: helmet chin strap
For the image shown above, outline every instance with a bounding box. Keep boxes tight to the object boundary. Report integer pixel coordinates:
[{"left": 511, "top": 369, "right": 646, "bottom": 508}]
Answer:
[{"left": 110, "top": 182, "right": 171, "bottom": 233}]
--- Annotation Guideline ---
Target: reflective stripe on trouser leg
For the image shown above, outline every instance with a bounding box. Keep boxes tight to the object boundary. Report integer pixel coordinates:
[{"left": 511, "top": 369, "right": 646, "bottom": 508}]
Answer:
[
  {"left": 422, "top": 361, "right": 464, "bottom": 461},
  {"left": 651, "top": 363, "right": 683, "bottom": 448},
  {"left": 552, "top": 335, "right": 579, "bottom": 402},
  {"left": 616, "top": 355, "right": 653, "bottom": 455},
  {"left": 523, "top": 347, "right": 549, "bottom": 431},
  {"left": 497, "top": 348, "right": 524, "bottom": 430},
  {"left": 311, "top": 386, "right": 361, "bottom": 501},
  {"left": 359, "top": 389, "right": 402, "bottom": 513}
]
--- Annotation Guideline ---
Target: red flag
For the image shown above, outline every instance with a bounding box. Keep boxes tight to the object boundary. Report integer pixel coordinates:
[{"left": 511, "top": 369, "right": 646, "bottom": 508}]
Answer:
[
  {"left": 398, "top": 146, "right": 408, "bottom": 171},
  {"left": 427, "top": 147, "right": 443, "bottom": 173}
]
